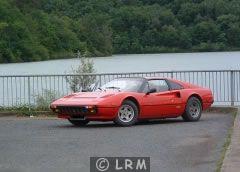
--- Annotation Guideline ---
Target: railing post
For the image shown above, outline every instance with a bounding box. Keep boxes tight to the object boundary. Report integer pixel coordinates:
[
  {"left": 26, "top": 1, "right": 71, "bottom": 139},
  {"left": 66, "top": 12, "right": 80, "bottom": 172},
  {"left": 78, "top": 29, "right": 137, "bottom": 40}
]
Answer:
[
  {"left": 171, "top": 71, "right": 174, "bottom": 79},
  {"left": 27, "top": 77, "right": 31, "bottom": 109},
  {"left": 230, "top": 71, "right": 235, "bottom": 106}
]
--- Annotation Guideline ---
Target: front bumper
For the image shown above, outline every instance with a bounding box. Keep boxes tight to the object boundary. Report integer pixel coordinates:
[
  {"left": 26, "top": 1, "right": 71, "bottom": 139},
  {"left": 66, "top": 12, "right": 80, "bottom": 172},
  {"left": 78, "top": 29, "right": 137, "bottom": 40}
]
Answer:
[{"left": 51, "top": 105, "right": 119, "bottom": 121}]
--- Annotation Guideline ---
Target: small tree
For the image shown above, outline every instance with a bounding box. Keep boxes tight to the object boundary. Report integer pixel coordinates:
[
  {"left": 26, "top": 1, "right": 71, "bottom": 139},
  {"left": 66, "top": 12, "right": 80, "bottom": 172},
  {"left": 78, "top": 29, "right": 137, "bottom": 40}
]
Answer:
[{"left": 66, "top": 50, "right": 96, "bottom": 92}]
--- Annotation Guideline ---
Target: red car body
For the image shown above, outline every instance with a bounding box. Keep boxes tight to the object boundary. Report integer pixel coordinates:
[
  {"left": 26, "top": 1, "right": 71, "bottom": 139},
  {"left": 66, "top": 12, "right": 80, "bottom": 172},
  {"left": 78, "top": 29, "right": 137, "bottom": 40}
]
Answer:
[{"left": 50, "top": 77, "right": 214, "bottom": 123}]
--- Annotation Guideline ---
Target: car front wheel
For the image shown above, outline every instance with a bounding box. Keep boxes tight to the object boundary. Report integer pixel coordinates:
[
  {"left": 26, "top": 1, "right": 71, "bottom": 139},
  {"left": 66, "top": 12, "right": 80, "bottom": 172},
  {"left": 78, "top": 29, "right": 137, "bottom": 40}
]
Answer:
[
  {"left": 182, "top": 97, "right": 202, "bottom": 122},
  {"left": 114, "top": 100, "right": 138, "bottom": 126}
]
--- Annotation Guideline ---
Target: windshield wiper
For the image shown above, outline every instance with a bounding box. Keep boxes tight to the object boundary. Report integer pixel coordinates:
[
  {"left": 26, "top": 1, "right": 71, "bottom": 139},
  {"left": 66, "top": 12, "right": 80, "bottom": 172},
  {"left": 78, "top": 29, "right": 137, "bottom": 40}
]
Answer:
[{"left": 105, "top": 86, "right": 121, "bottom": 91}]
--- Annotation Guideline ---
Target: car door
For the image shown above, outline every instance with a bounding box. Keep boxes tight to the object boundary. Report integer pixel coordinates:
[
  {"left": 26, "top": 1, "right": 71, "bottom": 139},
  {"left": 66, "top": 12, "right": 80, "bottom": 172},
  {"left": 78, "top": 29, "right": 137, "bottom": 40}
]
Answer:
[{"left": 141, "top": 79, "right": 183, "bottom": 118}]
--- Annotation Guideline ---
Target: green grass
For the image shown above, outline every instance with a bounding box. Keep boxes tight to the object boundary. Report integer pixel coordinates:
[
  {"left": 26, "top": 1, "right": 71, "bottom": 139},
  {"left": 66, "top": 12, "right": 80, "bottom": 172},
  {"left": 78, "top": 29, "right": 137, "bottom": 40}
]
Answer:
[
  {"left": 206, "top": 106, "right": 238, "bottom": 114},
  {"left": 0, "top": 105, "right": 55, "bottom": 117}
]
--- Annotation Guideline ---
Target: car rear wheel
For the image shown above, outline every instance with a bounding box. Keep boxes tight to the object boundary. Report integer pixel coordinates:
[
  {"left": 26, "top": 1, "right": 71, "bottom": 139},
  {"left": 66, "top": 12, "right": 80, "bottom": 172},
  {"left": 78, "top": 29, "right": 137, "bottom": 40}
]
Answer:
[
  {"left": 114, "top": 100, "right": 138, "bottom": 126},
  {"left": 182, "top": 97, "right": 202, "bottom": 122},
  {"left": 68, "top": 119, "right": 89, "bottom": 126}
]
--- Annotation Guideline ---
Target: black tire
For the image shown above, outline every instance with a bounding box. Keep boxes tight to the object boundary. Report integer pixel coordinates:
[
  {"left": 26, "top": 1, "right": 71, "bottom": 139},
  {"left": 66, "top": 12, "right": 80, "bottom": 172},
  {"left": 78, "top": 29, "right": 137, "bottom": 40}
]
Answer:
[
  {"left": 68, "top": 119, "right": 89, "bottom": 126},
  {"left": 182, "top": 97, "right": 202, "bottom": 122},
  {"left": 114, "top": 100, "right": 139, "bottom": 126}
]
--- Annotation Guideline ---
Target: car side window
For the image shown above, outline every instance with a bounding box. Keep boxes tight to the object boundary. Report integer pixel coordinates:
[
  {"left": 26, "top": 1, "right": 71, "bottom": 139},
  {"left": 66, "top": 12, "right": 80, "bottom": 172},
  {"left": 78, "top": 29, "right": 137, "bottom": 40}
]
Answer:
[
  {"left": 148, "top": 80, "right": 169, "bottom": 92},
  {"left": 168, "top": 80, "right": 184, "bottom": 90},
  {"left": 142, "top": 82, "right": 150, "bottom": 93}
]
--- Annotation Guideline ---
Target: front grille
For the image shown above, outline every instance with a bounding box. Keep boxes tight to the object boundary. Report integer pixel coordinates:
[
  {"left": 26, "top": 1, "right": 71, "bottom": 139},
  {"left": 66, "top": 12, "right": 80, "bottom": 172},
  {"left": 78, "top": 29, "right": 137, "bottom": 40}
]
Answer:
[{"left": 56, "top": 106, "right": 89, "bottom": 115}]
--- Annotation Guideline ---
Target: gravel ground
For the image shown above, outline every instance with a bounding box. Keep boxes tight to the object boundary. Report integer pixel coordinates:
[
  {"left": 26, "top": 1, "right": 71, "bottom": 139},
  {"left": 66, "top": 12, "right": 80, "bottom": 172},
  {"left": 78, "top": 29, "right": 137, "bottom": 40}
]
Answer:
[{"left": 0, "top": 112, "right": 234, "bottom": 172}]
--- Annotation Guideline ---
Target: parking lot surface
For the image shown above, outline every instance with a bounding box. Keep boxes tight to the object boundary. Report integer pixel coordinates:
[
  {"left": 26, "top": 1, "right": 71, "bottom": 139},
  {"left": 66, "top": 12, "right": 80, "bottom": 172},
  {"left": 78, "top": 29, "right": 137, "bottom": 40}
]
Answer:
[{"left": 0, "top": 112, "right": 234, "bottom": 172}]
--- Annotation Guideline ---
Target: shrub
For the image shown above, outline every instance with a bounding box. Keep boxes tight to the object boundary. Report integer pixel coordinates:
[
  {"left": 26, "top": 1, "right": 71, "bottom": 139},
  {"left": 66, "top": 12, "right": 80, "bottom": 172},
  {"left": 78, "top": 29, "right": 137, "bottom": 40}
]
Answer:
[
  {"left": 66, "top": 51, "right": 96, "bottom": 92},
  {"left": 35, "top": 89, "right": 60, "bottom": 110}
]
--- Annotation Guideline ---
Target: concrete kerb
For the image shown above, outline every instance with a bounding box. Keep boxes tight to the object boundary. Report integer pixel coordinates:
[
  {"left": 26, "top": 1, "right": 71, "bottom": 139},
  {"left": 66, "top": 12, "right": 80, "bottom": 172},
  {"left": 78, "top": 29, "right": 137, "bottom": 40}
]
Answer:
[{"left": 221, "top": 107, "right": 240, "bottom": 172}]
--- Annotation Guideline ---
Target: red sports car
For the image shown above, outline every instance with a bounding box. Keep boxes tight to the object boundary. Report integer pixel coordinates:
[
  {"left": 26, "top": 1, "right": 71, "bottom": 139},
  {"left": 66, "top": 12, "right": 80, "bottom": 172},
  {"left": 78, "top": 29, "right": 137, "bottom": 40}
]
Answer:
[{"left": 50, "top": 77, "right": 214, "bottom": 126}]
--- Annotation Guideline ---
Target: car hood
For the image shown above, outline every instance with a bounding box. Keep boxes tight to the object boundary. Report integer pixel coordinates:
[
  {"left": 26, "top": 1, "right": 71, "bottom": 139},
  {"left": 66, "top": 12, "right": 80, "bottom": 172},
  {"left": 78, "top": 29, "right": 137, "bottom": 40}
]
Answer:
[
  {"left": 51, "top": 91, "right": 118, "bottom": 106},
  {"left": 68, "top": 91, "right": 117, "bottom": 99}
]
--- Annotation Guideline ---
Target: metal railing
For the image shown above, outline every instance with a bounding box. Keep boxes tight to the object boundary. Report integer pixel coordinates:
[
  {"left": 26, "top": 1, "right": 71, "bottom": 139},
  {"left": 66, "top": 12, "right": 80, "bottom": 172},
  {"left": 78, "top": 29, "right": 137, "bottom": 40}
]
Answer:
[{"left": 0, "top": 70, "right": 239, "bottom": 107}]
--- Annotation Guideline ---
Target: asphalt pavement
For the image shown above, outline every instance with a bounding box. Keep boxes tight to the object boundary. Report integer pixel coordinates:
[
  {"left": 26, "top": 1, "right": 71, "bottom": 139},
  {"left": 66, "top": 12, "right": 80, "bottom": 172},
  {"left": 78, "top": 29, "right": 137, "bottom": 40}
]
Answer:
[{"left": 0, "top": 112, "right": 234, "bottom": 172}]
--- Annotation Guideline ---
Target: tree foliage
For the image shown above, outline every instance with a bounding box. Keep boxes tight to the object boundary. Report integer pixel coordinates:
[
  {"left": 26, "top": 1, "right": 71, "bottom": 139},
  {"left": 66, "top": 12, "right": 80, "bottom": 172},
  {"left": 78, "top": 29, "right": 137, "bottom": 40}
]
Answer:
[{"left": 1, "top": 0, "right": 240, "bottom": 63}]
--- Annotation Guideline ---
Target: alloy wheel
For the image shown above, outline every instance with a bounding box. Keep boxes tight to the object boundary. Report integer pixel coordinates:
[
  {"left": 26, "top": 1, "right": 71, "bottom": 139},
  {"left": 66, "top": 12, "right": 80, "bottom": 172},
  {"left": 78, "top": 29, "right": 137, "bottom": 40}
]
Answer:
[{"left": 118, "top": 104, "right": 135, "bottom": 123}]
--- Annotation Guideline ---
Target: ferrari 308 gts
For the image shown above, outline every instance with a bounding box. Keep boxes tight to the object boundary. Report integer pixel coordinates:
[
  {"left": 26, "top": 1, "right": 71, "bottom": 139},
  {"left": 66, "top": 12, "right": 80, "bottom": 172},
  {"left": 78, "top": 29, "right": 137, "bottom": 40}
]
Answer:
[{"left": 50, "top": 77, "right": 214, "bottom": 126}]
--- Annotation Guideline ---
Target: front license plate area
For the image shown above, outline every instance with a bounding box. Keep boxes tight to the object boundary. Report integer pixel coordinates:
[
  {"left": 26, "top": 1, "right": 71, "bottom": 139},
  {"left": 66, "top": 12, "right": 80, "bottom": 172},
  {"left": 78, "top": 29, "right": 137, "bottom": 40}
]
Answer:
[
  {"left": 69, "top": 115, "right": 85, "bottom": 120},
  {"left": 57, "top": 106, "right": 88, "bottom": 115}
]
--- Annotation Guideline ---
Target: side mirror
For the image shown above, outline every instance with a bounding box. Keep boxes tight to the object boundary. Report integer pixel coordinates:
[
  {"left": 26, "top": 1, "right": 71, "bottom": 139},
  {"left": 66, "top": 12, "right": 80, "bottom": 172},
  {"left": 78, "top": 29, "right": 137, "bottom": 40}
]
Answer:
[{"left": 146, "top": 88, "right": 157, "bottom": 95}]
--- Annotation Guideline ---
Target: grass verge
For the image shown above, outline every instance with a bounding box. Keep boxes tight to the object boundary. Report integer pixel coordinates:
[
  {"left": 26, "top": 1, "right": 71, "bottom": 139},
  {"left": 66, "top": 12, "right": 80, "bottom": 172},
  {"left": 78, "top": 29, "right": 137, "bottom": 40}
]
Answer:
[
  {"left": 0, "top": 105, "right": 55, "bottom": 117},
  {"left": 215, "top": 108, "right": 238, "bottom": 172}
]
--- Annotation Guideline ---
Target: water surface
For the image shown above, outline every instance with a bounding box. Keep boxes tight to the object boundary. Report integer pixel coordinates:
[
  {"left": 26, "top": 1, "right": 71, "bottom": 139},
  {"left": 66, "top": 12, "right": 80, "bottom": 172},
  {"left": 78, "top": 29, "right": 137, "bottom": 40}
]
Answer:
[{"left": 0, "top": 52, "right": 239, "bottom": 75}]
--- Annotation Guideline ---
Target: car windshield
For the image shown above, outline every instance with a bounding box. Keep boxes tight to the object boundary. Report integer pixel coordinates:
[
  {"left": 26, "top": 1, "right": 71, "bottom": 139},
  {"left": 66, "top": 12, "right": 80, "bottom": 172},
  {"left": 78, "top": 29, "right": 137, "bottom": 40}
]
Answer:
[{"left": 98, "top": 78, "right": 144, "bottom": 92}]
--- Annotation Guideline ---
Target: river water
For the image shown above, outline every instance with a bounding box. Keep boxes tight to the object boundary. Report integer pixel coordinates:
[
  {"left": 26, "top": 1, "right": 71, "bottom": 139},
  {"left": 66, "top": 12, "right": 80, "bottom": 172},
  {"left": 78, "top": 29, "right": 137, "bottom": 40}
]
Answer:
[{"left": 0, "top": 51, "right": 240, "bottom": 75}]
